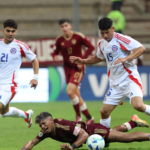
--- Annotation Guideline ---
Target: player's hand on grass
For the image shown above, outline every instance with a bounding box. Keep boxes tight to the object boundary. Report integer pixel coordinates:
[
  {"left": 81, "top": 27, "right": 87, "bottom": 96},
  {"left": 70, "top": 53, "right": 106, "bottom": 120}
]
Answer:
[
  {"left": 69, "top": 56, "right": 83, "bottom": 65},
  {"left": 60, "top": 143, "right": 73, "bottom": 150},
  {"left": 29, "top": 79, "right": 38, "bottom": 89},
  {"left": 114, "top": 57, "right": 127, "bottom": 65}
]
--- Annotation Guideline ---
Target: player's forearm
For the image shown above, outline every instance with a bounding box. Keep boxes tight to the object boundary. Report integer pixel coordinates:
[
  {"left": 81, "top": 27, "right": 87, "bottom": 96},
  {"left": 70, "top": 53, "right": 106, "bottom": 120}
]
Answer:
[
  {"left": 73, "top": 130, "right": 89, "bottom": 148},
  {"left": 32, "top": 58, "right": 39, "bottom": 74},
  {"left": 125, "top": 46, "right": 146, "bottom": 61},
  {"left": 21, "top": 141, "right": 34, "bottom": 150},
  {"left": 83, "top": 45, "right": 95, "bottom": 59},
  {"left": 82, "top": 55, "right": 104, "bottom": 64}
]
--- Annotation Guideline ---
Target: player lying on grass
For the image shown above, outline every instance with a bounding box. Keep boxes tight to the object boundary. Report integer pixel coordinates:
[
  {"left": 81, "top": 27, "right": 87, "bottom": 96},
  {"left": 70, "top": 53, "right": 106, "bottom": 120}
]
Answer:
[{"left": 21, "top": 112, "right": 150, "bottom": 150}]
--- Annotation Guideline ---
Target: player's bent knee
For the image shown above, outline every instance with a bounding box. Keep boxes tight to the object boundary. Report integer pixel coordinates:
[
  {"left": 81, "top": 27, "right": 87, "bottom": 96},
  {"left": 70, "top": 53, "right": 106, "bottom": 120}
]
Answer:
[
  {"left": 133, "top": 104, "right": 144, "bottom": 112},
  {"left": 67, "top": 89, "right": 74, "bottom": 97},
  {"left": 0, "top": 102, "right": 5, "bottom": 111},
  {"left": 100, "top": 109, "right": 110, "bottom": 117}
]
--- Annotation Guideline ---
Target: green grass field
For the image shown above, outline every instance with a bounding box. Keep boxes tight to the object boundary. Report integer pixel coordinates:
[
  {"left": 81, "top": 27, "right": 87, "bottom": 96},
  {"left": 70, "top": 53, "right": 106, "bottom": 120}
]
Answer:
[{"left": 1, "top": 101, "right": 150, "bottom": 150}]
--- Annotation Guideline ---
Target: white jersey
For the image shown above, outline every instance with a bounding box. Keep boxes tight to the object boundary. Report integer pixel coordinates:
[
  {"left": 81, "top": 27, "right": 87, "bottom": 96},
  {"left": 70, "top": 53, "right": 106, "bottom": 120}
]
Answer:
[
  {"left": 0, "top": 39, "right": 36, "bottom": 85},
  {"left": 96, "top": 32, "right": 143, "bottom": 86}
]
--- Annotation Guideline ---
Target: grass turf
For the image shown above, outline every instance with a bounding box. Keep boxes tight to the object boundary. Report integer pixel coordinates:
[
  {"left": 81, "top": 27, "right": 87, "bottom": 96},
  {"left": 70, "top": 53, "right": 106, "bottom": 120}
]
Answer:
[{"left": 1, "top": 101, "right": 150, "bottom": 150}]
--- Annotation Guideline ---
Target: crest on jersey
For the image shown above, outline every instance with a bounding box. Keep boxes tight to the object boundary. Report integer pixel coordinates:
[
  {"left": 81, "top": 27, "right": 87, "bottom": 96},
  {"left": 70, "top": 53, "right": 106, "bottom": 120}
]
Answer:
[
  {"left": 61, "top": 42, "right": 64, "bottom": 46},
  {"left": 38, "top": 132, "right": 43, "bottom": 137},
  {"left": 72, "top": 39, "right": 76, "bottom": 44},
  {"left": 10, "top": 48, "right": 17, "bottom": 54},
  {"left": 112, "top": 45, "right": 118, "bottom": 52}
]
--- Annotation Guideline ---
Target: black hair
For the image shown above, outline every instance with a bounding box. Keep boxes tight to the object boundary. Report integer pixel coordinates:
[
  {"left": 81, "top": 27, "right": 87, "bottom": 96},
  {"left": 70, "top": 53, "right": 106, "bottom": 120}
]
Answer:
[
  {"left": 35, "top": 112, "right": 52, "bottom": 124},
  {"left": 98, "top": 17, "right": 113, "bottom": 30},
  {"left": 59, "top": 18, "right": 70, "bottom": 25},
  {"left": 3, "top": 19, "right": 18, "bottom": 29}
]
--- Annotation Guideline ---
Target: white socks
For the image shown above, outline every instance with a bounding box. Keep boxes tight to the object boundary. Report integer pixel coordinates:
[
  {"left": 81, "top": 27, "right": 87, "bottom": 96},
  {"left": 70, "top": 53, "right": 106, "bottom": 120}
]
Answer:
[
  {"left": 100, "top": 116, "right": 111, "bottom": 128},
  {"left": 1, "top": 107, "right": 27, "bottom": 119},
  {"left": 123, "top": 122, "right": 132, "bottom": 131},
  {"left": 80, "top": 103, "right": 87, "bottom": 111},
  {"left": 145, "top": 104, "right": 150, "bottom": 116},
  {"left": 71, "top": 96, "right": 79, "bottom": 105}
]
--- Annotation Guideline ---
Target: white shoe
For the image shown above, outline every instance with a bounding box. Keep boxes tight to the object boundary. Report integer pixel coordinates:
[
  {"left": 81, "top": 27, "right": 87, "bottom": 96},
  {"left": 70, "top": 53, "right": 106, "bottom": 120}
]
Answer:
[{"left": 24, "top": 109, "right": 34, "bottom": 128}]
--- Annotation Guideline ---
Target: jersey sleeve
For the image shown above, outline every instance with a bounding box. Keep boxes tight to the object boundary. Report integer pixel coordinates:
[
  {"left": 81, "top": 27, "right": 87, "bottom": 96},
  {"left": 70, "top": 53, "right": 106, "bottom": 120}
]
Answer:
[
  {"left": 79, "top": 34, "right": 95, "bottom": 58},
  {"left": 96, "top": 41, "right": 105, "bottom": 60},
  {"left": 36, "top": 131, "right": 49, "bottom": 141},
  {"left": 116, "top": 34, "right": 143, "bottom": 51},
  {"left": 54, "top": 38, "right": 61, "bottom": 55},
  {"left": 55, "top": 119, "right": 81, "bottom": 137},
  {"left": 19, "top": 44, "right": 36, "bottom": 61}
]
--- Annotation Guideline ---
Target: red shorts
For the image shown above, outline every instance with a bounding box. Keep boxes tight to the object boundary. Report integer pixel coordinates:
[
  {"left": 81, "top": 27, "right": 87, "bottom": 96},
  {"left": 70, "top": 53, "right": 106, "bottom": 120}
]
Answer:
[
  {"left": 86, "top": 123, "right": 110, "bottom": 141},
  {"left": 64, "top": 69, "right": 84, "bottom": 86}
]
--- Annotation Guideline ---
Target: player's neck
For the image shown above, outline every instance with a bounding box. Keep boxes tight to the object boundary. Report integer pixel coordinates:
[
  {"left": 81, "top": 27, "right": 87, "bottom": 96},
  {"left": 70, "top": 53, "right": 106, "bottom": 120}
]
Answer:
[
  {"left": 64, "top": 30, "right": 73, "bottom": 39},
  {"left": 4, "top": 38, "right": 12, "bottom": 44}
]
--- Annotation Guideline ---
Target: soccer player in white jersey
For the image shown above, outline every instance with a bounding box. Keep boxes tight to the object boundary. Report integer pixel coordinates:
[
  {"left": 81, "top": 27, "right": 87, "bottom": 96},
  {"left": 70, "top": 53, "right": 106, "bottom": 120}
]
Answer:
[
  {"left": 0, "top": 19, "right": 39, "bottom": 127},
  {"left": 70, "top": 17, "right": 150, "bottom": 130}
]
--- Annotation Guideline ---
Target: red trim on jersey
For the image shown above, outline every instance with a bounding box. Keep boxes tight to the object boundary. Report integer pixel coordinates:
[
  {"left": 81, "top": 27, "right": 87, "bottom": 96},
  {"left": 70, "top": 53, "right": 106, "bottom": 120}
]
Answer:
[
  {"left": 12, "top": 72, "right": 17, "bottom": 88},
  {"left": 129, "top": 75, "right": 143, "bottom": 93},
  {"left": 123, "top": 63, "right": 132, "bottom": 74},
  {"left": 115, "top": 33, "right": 131, "bottom": 45},
  {"left": 14, "top": 39, "right": 30, "bottom": 50},
  {"left": 98, "top": 41, "right": 104, "bottom": 55},
  {"left": 9, "top": 72, "right": 17, "bottom": 103},
  {"left": 108, "top": 70, "right": 110, "bottom": 77},
  {"left": 19, "top": 45, "right": 26, "bottom": 57},
  {"left": 0, "top": 38, "right": 4, "bottom": 41},
  {"left": 9, "top": 92, "right": 15, "bottom": 103},
  {"left": 24, "top": 111, "right": 28, "bottom": 117},
  {"left": 118, "top": 42, "right": 128, "bottom": 51},
  {"left": 120, "top": 102, "right": 123, "bottom": 105}
]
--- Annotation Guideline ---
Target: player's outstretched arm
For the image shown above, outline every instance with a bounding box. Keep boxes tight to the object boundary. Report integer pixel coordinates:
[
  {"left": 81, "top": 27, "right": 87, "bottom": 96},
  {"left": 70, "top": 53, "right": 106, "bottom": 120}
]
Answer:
[
  {"left": 30, "top": 57, "right": 39, "bottom": 89},
  {"left": 73, "top": 129, "right": 89, "bottom": 148},
  {"left": 70, "top": 55, "right": 104, "bottom": 65},
  {"left": 21, "top": 137, "right": 42, "bottom": 150},
  {"left": 60, "top": 129, "right": 89, "bottom": 150}
]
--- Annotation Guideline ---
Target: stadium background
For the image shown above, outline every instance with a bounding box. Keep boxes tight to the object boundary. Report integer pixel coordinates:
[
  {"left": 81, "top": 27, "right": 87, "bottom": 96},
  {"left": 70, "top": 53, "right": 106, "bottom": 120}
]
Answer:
[{"left": 1, "top": 0, "right": 150, "bottom": 149}]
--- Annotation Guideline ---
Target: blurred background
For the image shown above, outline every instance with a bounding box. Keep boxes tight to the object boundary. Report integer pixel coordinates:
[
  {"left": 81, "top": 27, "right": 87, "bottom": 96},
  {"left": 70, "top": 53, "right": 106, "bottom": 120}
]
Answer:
[{"left": 2, "top": 0, "right": 149, "bottom": 103}]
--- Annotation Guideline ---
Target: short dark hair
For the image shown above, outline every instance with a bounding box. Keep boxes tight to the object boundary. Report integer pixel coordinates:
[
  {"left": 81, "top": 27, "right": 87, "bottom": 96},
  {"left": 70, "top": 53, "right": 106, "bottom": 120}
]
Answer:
[
  {"left": 98, "top": 17, "right": 113, "bottom": 30},
  {"left": 3, "top": 19, "right": 18, "bottom": 29},
  {"left": 59, "top": 18, "right": 70, "bottom": 25},
  {"left": 35, "top": 112, "right": 52, "bottom": 124}
]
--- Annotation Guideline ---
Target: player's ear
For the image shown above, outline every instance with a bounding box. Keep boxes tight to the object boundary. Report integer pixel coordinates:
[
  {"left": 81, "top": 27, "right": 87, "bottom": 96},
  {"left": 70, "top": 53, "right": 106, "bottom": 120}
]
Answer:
[
  {"left": 112, "top": 26, "right": 115, "bottom": 31},
  {"left": 70, "top": 24, "right": 72, "bottom": 29},
  {"left": 50, "top": 117, "right": 54, "bottom": 121}
]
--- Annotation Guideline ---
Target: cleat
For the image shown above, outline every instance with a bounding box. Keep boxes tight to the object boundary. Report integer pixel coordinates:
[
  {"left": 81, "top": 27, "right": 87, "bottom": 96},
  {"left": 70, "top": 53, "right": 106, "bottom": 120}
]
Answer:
[
  {"left": 24, "top": 109, "right": 34, "bottom": 128},
  {"left": 131, "top": 114, "right": 149, "bottom": 128},
  {"left": 75, "top": 116, "right": 82, "bottom": 122},
  {"left": 86, "top": 117, "right": 94, "bottom": 125}
]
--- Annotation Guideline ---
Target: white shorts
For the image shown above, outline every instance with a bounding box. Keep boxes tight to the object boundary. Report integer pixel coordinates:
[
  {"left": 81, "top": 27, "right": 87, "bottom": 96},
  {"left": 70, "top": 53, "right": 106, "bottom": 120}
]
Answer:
[
  {"left": 0, "top": 84, "right": 18, "bottom": 107},
  {"left": 103, "top": 75, "right": 143, "bottom": 105}
]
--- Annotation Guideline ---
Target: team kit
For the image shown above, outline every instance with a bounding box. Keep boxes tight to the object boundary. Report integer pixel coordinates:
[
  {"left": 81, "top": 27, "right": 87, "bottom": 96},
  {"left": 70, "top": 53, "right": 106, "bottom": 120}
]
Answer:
[{"left": 0, "top": 18, "right": 150, "bottom": 150}]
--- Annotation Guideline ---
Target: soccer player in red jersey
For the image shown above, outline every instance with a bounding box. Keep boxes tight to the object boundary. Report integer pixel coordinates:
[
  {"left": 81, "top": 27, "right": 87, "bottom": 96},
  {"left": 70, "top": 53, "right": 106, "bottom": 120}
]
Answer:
[
  {"left": 52, "top": 19, "right": 95, "bottom": 124},
  {"left": 21, "top": 112, "right": 150, "bottom": 150}
]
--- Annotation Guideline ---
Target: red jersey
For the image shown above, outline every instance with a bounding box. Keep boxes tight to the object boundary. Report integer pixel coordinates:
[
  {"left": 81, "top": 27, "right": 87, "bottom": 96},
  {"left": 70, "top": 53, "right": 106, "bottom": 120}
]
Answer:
[
  {"left": 52, "top": 31, "right": 95, "bottom": 71},
  {"left": 36, "top": 118, "right": 110, "bottom": 147}
]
